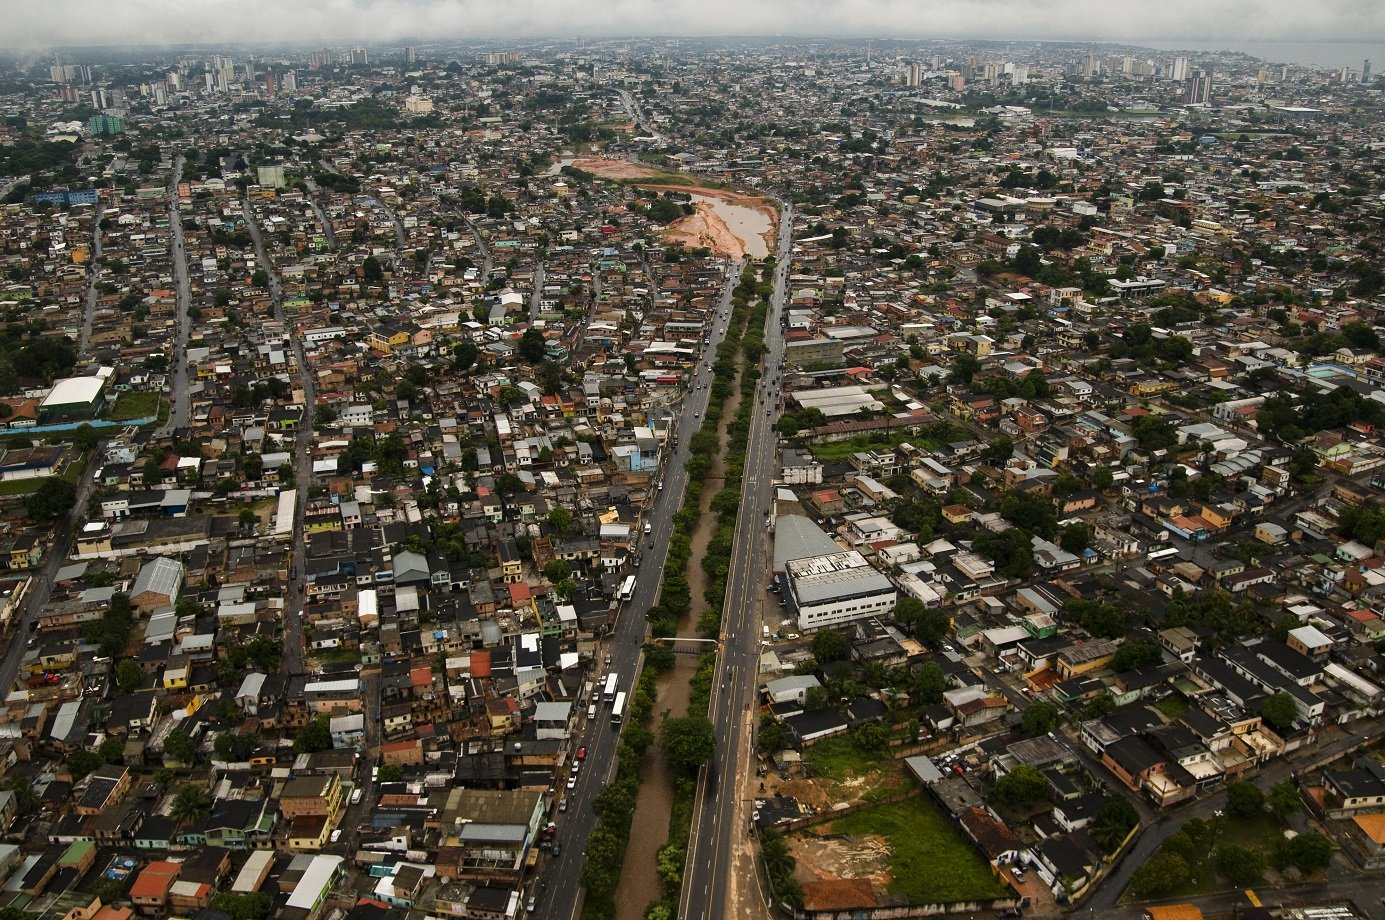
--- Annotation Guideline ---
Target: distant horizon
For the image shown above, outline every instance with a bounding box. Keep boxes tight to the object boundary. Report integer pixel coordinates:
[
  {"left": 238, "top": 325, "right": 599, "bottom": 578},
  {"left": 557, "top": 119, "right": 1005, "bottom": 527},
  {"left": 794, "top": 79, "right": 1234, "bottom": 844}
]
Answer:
[
  {"left": 1, "top": 0, "right": 1381, "bottom": 66},
  {"left": 9, "top": 34, "right": 1382, "bottom": 72}
]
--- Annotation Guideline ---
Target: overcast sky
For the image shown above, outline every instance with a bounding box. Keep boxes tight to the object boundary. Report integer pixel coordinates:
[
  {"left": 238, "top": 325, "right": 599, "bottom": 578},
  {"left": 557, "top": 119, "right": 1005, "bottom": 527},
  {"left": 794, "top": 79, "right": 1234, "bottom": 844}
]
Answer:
[{"left": 4, "top": 0, "right": 1384, "bottom": 52}]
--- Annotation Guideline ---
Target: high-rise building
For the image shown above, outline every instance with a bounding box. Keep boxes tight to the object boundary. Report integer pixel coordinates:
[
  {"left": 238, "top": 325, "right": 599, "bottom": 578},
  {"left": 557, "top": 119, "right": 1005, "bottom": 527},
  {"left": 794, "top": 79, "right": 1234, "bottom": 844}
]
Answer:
[
  {"left": 350, "top": 48, "right": 369, "bottom": 66},
  {"left": 1363, "top": 59, "right": 1373, "bottom": 84},
  {"left": 282, "top": 70, "right": 297, "bottom": 93},
  {"left": 1169, "top": 57, "right": 1188, "bottom": 82},
  {"left": 1081, "top": 54, "right": 1101, "bottom": 77},
  {"left": 404, "top": 46, "right": 417, "bottom": 64},
  {"left": 904, "top": 62, "right": 924, "bottom": 87},
  {"left": 1183, "top": 69, "right": 1212, "bottom": 105},
  {"left": 88, "top": 113, "right": 126, "bottom": 135},
  {"left": 1011, "top": 65, "right": 1028, "bottom": 86}
]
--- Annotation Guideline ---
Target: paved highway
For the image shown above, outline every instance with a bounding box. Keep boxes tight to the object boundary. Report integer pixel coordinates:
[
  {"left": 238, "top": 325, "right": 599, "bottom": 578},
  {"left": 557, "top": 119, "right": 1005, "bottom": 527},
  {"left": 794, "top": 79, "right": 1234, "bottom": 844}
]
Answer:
[
  {"left": 534, "top": 260, "right": 745, "bottom": 920},
  {"left": 681, "top": 204, "right": 794, "bottom": 920}
]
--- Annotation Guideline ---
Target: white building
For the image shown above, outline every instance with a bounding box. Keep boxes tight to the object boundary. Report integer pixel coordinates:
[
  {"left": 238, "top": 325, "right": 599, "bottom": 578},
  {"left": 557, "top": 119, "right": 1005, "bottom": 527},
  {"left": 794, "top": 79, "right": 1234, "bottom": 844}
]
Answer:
[{"left": 786, "top": 550, "right": 897, "bottom": 633}]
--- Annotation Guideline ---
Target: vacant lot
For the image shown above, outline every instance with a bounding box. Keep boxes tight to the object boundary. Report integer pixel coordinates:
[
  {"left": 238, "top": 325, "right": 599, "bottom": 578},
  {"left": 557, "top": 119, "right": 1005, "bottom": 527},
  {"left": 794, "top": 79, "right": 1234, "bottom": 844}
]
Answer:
[
  {"left": 108, "top": 391, "right": 160, "bottom": 422},
  {"left": 828, "top": 797, "right": 1008, "bottom": 904},
  {"left": 804, "top": 736, "right": 905, "bottom": 805}
]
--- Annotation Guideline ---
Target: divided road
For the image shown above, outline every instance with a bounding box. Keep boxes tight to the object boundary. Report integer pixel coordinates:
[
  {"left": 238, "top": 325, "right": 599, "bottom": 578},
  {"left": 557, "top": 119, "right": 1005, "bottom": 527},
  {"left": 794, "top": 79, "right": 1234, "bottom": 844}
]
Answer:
[{"left": 681, "top": 204, "right": 793, "bottom": 920}]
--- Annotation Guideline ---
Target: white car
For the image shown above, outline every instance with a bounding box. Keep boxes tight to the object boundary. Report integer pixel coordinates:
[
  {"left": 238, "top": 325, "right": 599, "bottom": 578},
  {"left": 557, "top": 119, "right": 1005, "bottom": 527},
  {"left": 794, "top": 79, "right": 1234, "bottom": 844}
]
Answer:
[
  {"left": 566, "top": 775, "right": 577, "bottom": 790},
  {"left": 350, "top": 787, "right": 363, "bottom": 805}
]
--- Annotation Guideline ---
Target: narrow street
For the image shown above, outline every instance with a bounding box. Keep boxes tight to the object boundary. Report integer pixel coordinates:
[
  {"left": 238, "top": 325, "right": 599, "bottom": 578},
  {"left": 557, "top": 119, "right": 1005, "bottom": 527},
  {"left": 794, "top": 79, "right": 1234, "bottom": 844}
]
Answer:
[
  {"left": 242, "top": 198, "right": 310, "bottom": 677},
  {"left": 529, "top": 260, "right": 545, "bottom": 322},
  {"left": 78, "top": 200, "right": 104, "bottom": 353},
  {"left": 456, "top": 210, "right": 493, "bottom": 281},
  {"left": 165, "top": 156, "right": 192, "bottom": 435},
  {"left": 302, "top": 177, "right": 337, "bottom": 249},
  {"left": 0, "top": 459, "right": 100, "bottom": 695}
]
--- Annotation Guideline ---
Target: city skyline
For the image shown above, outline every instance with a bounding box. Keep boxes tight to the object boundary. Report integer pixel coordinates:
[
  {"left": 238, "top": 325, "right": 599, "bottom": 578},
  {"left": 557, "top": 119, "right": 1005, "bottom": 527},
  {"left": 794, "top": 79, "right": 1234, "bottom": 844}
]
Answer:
[{"left": 3, "top": 0, "right": 1383, "bottom": 59}]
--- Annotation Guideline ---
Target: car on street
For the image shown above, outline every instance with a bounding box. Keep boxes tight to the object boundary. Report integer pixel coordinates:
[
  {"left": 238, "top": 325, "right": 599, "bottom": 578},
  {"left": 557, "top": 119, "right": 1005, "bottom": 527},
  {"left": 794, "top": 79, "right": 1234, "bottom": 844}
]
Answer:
[
  {"left": 559, "top": 798, "right": 568, "bottom": 813},
  {"left": 566, "top": 775, "right": 577, "bottom": 790},
  {"left": 576, "top": 746, "right": 587, "bottom": 760},
  {"left": 350, "top": 787, "right": 363, "bottom": 805}
]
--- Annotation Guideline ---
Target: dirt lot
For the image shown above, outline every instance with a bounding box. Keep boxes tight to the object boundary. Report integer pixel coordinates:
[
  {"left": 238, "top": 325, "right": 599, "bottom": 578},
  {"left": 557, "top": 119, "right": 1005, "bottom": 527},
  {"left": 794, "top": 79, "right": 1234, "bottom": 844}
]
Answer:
[
  {"left": 791, "top": 831, "right": 891, "bottom": 883},
  {"left": 571, "top": 157, "right": 665, "bottom": 179},
  {"left": 663, "top": 202, "right": 748, "bottom": 260}
]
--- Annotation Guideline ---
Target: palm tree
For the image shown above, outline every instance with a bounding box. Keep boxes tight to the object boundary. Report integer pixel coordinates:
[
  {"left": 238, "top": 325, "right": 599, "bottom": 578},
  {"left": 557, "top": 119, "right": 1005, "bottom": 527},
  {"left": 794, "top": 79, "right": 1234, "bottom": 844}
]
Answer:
[{"left": 170, "top": 784, "right": 212, "bottom": 823}]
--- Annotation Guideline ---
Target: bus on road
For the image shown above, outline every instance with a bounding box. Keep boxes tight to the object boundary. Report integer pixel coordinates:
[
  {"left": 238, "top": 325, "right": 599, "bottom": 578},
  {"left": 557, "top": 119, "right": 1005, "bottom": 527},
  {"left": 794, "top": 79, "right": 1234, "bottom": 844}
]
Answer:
[
  {"left": 602, "top": 673, "right": 619, "bottom": 703},
  {"left": 619, "top": 575, "right": 637, "bottom": 603},
  {"left": 611, "top": 691, "right": 627, "bottom": 725}
]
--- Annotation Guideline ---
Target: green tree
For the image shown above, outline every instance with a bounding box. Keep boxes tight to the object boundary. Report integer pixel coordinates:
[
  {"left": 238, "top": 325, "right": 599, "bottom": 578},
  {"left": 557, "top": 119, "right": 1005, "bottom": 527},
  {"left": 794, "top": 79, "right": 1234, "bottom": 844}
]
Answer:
[
  {"left": 100, "top": 735, "right": 126, "bottom": 764},
  {"left": 547, "top": 506, "right": 572, "bottom": 533},
  {"left": 1112, "top": 637, "right": 1163, "bottom": 672},
  {"left": 116, "top": 659, "right": 144, "bottom": 693},
  {"left": 1059, "top": 522, "right": 1091, "bottom": 555},
  {"left": 1261, "top": 692, "right": 1297, "bottom": 732},
  {"left": 912, "top": 661, "right": 947, "bottom": 706},
  {"left": 1272, "top": 831, "right": 1331, "bottom": 874},
  {"left": 362, "top": 255, "right": 384, "bottom": 285},
  {"left": 65, "top": 749, "right": 104, "bottom": 780},
  {"left": 811, "top": 630, "right": 848, "bottom": 663},
  {"left": 1267, "top": 780, "right": 1301, "bottom": 820},
  {"left": 1021, "top": 701, "right": 1061, "bottom": 736},
  {"left": 993, "top": 765, "right": 1049, "bottom": 807},
  {"left": 852, "top": 722, "right": 890, "bottom": 752},
  {"left": 1130, "top": 851, "right": 1190, "bottom": 897},
  {"left": 1091, "top": 797, "right": 1140, "bottom": 852},
  {"left": 163, "top": 729, "right": 197, "bottom": 764},
  {"left": 24, "top": 477, "right": 76, "bottom": 523},
  {"left": 758, "top": 716, "right": 788, "bottom": 754},
  {"left": 213, "top": 732, "right": 257, "bottom": 762},
  {"left": 72, "top": 423, "right": 100, "bottom": 452},
  {"left": 542, "top": 559, "right": 571, "bottom": 583},
  {"left": 1215, "top": 844, "right": 1265, "bottom": 885},
  {"left": 519, "top": 327, "right": 547, "bottom": 362},
  {"left": 1225, "top": 781, "right": 1265, "bottom": 819},
  {"left": 377, "top": 763, "right": 404, "bottom": 782},
  {"left": 210, "top": 892, "right": 272, "bottom": 920},
  {"left": 170, "top": 783, "right": 213, "bottom": 823},
  {"left": 660, "top": 715, "right": 716, "bottom": 774},
  {"left": 294, "top": 714, "right": 332, "bottom": 754}
]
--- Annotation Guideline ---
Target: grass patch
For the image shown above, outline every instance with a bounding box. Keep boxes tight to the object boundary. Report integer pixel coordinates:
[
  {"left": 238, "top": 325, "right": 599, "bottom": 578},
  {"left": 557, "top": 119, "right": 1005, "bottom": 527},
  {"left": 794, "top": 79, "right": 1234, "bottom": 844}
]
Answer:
[
  {"left": 805, "top": 735, "right": 892, "bottom": 780},
  {"left": 809, "top": 432, "right": 935, "bottom": 462},
  {"left": 108, "top": 390, "right": 160, "bottom": 422},
  {"left": 0, "top": 477, "right": 42, "bottom": 496},
  {"left": 804, "top": 735, "right": 907, "bottom": 803},
  {"left": 831, "top": 796, "right": 1008, "bottom": 904},
  {"left": 1153, "top": 695, "right": 1189, "bottom": 721}
]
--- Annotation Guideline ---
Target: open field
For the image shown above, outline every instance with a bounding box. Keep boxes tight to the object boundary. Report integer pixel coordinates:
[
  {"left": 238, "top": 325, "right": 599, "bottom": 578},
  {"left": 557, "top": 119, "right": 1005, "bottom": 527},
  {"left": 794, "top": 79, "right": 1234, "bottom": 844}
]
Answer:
[{"left": 792, "top": 795, "right": 1008, "bottom": 905}]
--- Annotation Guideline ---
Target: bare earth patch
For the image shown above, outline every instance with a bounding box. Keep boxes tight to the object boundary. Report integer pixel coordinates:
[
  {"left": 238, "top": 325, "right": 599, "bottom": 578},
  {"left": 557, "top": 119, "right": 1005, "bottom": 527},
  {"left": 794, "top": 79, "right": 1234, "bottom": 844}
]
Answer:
[
  {"left": 663, "top": 202, "right": 748, "bottom": 260},
  {"left": 571, "top": 157, "right": 665, "bottom": 180},
  {"left": 791, "top": 832, "right": 892, "bottom": 884}
]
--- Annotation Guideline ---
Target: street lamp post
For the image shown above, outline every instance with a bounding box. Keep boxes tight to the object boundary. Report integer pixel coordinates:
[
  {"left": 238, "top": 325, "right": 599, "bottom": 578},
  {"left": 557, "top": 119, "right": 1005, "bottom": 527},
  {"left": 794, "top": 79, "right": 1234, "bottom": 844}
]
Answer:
[{"left": 1206, "top": 808, "right": 1225, "bottom": 882}]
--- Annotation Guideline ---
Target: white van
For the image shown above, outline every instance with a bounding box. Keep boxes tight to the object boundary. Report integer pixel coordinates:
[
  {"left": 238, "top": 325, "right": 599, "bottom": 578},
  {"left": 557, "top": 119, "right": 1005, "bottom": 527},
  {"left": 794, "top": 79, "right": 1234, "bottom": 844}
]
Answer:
[{"left": 587, "top": 705, "right": 597, "bottom": 720}]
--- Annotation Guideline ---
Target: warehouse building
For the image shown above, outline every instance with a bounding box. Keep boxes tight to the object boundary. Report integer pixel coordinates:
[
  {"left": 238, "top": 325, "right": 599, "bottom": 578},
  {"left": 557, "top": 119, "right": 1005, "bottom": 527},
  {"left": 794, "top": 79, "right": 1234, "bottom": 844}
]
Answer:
[
  {"left": 39, "top": 373, "right": 110, "bottom": 420},
  {"left": 785, "top": 549, "right": 897, "bottom": 633}
]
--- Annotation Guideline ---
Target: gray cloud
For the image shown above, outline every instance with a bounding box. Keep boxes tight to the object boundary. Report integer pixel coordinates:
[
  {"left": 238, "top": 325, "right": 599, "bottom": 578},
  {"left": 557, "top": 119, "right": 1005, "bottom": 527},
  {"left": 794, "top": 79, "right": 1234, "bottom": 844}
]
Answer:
[{"left": 4, "top": 0, "right": 1384, "bottom": 50}]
